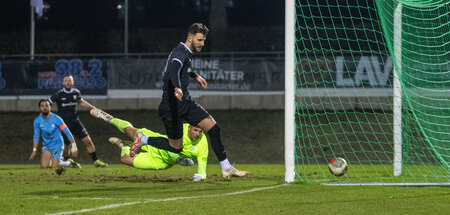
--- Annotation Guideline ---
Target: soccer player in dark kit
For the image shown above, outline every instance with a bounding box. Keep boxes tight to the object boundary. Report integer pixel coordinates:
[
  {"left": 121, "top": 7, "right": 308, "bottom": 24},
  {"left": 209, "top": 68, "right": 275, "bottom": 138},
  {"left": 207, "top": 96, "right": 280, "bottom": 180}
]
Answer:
[
  {"left": 49, "top": 75, "right": 108, "bottom": 167},
  {"left": 130, "top": 23, "right": 248, "bottom": 178}
]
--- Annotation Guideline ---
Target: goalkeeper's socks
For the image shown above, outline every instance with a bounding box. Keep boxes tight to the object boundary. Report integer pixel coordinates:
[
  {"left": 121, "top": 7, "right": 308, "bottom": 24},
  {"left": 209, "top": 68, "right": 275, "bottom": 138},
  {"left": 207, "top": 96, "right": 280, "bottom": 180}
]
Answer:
[
  {"left": 220, "top": 159, "right": 231, "bottom": 170},
  {"left": 142, "top": 136, "right": 182, "bottom": 153},
  {"left": 208, "top": 124, "right": 227, "bottom": 162},
  {"left": 60, "top": 160, "right": 70, "bottom": 167},
  {"left": 111, "top": 118, "right": 133, "bottom": 133},
  {"left": 121, "top": 146, "right": 130, "bottom": 157}
]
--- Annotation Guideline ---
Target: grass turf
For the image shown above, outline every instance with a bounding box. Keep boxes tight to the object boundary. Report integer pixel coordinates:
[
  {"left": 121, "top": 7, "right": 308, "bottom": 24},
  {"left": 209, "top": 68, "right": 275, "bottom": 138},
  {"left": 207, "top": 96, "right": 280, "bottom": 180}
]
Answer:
[{"left": 0, "top": 164, "right": 448, "bottom": 215}]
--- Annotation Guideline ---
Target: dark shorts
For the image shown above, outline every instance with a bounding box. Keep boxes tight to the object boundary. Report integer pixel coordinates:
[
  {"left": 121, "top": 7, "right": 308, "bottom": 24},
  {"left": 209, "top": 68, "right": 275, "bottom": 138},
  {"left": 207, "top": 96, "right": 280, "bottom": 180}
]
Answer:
[
  {"left": 158, "top": 98, "right": 209, "bottom": 139},
  {"left": 63, "top": 119, "right": 89, "bottom": 145}
]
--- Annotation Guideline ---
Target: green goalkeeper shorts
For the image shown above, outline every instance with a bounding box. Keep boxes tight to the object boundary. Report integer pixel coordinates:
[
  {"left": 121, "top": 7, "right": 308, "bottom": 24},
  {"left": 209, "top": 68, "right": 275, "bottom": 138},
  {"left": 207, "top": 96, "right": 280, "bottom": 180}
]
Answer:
[
  {"left": 131, "top": 128, "right": 175, "bottom": 170},
  {"left": 133, "top": 151, "right": 172, "bottom": 170}
]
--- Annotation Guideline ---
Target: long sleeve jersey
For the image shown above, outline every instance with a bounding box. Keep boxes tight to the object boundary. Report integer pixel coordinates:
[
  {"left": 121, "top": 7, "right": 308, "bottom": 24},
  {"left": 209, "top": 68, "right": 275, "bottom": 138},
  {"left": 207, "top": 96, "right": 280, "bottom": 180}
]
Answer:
[{"left": 33, "top": 112, "right": 74, "bottom": 150}]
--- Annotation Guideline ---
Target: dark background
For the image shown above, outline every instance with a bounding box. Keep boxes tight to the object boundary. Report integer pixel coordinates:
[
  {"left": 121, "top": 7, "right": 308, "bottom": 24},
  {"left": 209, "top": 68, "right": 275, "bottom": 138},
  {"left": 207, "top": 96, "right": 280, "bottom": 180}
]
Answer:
[
  {"left": 0, "top": 0, "right": 382, "bottom": 54},
  {"left": 0, "top": 0, "right": 285, "bottom": 54}
]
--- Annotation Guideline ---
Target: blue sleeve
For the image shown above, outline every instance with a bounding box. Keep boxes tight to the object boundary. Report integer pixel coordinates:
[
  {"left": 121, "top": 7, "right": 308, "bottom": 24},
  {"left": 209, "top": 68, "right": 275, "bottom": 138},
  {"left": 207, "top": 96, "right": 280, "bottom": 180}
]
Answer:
[
  {"left": 54, "top": 115, "right": 74, "bottom": 140},
  {"left": 168, "top": 59, "right": 183, "bottom": 88},
  {"left": 61, "top": 125, "right": 74, "bottom": 141},
  {"left": 33, "top": 119, "right": 41, "bottom": 143}
]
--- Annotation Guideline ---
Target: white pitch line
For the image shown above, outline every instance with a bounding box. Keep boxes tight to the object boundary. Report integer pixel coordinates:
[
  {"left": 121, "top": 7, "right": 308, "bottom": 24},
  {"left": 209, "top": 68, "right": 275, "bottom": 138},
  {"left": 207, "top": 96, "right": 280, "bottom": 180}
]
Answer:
[{"left": 46, "top": 184, "right": 289, "bottom": 215}]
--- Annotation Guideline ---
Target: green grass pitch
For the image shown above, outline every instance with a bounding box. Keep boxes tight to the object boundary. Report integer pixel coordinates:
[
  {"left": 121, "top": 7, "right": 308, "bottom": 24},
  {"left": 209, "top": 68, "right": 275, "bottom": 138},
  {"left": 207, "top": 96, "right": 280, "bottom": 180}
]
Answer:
[{"left": 1, "top": 164, "right": 448, "bottom": 215}]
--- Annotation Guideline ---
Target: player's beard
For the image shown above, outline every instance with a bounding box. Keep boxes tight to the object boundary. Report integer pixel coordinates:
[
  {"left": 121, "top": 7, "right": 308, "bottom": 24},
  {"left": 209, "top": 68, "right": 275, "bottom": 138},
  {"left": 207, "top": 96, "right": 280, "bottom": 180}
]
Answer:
[
  {"left": 194, "top": 45, "right": 202, "bottom": 53},
  {"left": 190, "top": 43, "right": 200, "bottom": 53},
  {"left": 41, "top": 111, "right": 49, "bottom": 116},
  {"left": 64, "top": 86, "right": 72, "bottom": 91}
]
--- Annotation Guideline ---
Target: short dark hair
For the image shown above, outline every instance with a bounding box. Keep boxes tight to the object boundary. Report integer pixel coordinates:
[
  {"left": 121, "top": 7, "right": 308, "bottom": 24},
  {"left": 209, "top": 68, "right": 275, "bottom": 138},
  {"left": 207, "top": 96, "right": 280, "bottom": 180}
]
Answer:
[
  {"left": 38, "top": 99, "right": 50, "bottom": 108},
  {"left": 187, "top": 23, "right": 209, "bottom": 36}
]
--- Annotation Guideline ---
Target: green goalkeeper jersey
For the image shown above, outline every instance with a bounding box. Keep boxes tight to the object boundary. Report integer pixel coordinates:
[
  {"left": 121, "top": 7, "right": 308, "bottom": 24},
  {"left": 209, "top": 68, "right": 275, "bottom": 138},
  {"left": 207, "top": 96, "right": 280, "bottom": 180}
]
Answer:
[
  {"left": 138, "top": 124, "right": 208, "bottom": 178},
  {"left": 179, "top": 123, "right": 209, "bottom": 179}
]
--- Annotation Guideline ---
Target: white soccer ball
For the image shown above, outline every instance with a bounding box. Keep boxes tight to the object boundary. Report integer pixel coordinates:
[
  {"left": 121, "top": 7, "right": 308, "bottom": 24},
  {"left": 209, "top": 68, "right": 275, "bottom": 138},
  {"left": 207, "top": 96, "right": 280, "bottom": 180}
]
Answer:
[{"left": 328, "top": 157, "right": 348, "bottom": 176}]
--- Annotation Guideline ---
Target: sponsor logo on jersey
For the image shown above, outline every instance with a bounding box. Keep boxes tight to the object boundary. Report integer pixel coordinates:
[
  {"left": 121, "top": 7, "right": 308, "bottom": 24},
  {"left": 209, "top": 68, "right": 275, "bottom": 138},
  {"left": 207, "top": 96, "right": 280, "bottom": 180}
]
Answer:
[{"left": 61, "top": 102, "right": 77, "bottom": 107}]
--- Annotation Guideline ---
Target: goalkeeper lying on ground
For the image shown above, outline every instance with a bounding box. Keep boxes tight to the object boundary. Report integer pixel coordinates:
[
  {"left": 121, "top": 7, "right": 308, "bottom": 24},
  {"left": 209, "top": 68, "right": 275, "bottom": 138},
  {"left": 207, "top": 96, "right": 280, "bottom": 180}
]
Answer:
[{"left": 90, "top": 109, "right": 208, "bottom": 181}]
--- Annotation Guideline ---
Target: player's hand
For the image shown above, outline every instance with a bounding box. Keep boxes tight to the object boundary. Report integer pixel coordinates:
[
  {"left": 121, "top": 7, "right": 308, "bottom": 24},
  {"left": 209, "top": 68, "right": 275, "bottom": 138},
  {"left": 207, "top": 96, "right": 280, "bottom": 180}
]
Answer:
[
  {"left": 174, "top": 87, "right": 183, "bottom": 101},
  {"left": 69, "top": 143, "right": 78, "bottom": 157},
  {"left": 29, "top": 151, "right": 36, "bottom": 160},
  {"left": 196, "top": 76, "right": 207, "bottom": 89},
  {"left": 193, "top": 173, "right": 204, "bottom": 182}
]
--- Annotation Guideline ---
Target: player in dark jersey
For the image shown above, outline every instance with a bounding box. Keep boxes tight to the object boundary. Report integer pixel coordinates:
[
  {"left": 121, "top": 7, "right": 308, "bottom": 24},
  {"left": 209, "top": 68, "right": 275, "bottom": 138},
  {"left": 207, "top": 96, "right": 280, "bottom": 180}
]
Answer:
[
  {"left": 130, "top": 23, "right": 248, "bottom": 178},
  {"left": 49, "top": 75, "right": 108, "bottom": 167}
]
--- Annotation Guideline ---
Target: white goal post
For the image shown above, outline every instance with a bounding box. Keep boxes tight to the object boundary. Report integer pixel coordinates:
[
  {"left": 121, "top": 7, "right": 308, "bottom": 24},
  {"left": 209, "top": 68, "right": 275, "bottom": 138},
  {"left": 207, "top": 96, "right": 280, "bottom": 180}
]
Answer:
[
  {"left": 284, "top": 0, "right": 296, "bottom": 183},
  {"left": 392, "top": 3, "right": 403, "bottom": 177}
]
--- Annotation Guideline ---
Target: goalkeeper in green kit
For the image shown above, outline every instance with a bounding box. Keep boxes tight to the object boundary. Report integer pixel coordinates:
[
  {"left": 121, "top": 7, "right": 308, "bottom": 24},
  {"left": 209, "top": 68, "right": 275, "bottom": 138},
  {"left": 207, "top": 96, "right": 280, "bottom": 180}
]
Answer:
[{"left": 90, "top": 109, "right": 208, "bottom": 181}]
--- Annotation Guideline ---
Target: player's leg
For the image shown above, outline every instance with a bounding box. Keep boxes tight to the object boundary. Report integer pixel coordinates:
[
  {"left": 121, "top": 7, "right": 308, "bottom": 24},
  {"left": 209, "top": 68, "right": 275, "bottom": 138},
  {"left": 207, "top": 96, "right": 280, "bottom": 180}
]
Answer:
[
  {"left": 80, "top": 135, "right": 95, "bottom": 154},
  {"left": 90, "top": 109, "right": 141, "bottom": 140},
  {"left": 61, "top": 134, "right": 71, "bottom": 161},
  {"left": 168, "top": 138, "right": 183, "bottom": 150},
  {"left": 71, "top": 120, "right": 108, "bottom": 167},
  {"left": 107, "top": 137, "right": 135, "bottom": 167},
  {"left": 133, "top": 131, "right": 182, "bottom": 155},
  {"left": 157, "top": 102, "right": 183, "bottom": 151},
  {"left": 90, "top": 108, "right": 113, "bottom": 123},
  {"left": 80, "top": 135, "right": 107, "bottom": 167},
  {"left": 124, "top": 127, "right": 139, "bottom": 140},
  {"left": 49, "top": 147, "right": 72, "bottom": 174},
  {"left": 189, "top": 102, "right": 248, "bottom": 178},
  {"left": 40, "top": 148, "right": 52, "bottom": 168},
  {"left": 52, "top": 158, "right": 65, "bottom": 175},
  {"left": 130, "top": 104, "right": 183, "bottom": 155},
  {"left": 91, "top": 108, "right": 134, "bottom": 136},
  {"left": 120, "top": 153, "right": 135, "bottom": 167},
  {"left": 114, "top": 135, "right": 187, "bottom": 169}
]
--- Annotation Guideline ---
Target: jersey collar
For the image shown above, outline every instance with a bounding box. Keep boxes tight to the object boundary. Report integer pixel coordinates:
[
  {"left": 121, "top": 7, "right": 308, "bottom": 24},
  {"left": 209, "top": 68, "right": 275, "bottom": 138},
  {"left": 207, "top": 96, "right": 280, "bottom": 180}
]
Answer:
[
  {"left": 63, "top": 88, "right": 73, "bottom": 93},
  {"left": 180, "top": 42, "right": 193, "bottom": 54}
]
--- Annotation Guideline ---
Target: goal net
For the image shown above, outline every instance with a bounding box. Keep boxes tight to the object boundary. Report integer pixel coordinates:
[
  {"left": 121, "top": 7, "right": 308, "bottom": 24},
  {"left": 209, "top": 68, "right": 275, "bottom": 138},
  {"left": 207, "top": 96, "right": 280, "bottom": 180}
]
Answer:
[{"left": 285, "top": 0, "right": 449, "bottom": 184}]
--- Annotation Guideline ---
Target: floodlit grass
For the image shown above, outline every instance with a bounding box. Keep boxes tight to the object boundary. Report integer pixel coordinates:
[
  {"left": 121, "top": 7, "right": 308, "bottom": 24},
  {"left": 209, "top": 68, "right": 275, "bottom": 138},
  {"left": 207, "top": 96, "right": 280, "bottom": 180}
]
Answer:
[
  {"left": 0, "top": 165, "right": 448, "bottom": 215},
  {"left": 296, "top": 164, "right": 450, "bottom": 184}
]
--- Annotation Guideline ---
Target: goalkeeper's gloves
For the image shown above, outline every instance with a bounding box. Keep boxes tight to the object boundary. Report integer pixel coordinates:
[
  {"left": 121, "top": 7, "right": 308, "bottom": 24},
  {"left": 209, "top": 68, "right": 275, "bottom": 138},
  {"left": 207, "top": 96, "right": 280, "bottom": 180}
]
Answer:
[
  {"left": 193, "top": 173, "right": 204, "bottom": 182},
  {"left": 69, "top": 143, "right": 78, "bottom": 157},
  {"left": 176, "top": 157, "right": 194, "bottom": 166}
]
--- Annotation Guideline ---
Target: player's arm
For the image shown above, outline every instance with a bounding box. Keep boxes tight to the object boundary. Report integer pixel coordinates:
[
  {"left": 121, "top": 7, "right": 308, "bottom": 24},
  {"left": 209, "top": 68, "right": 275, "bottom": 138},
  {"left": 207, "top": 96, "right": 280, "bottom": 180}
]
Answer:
[
  {"left": 29, "top": 120, "right": 40, "bottom": 160},
  {"left": 76, "top": 90, "right": 96, "bottom": 109},
  {"left": 48, "top": 93, "right": 57, "bottom": 105},
  {"left": 79, "top": 98, "right": 96, "bottom": 110},
  {"left": 57, "top": 118, "right": 78, "bottom": 157},
  {"left": 193, "top": 137, "right": 209, "bottom": 181},
  {"left": 167, "top": 58, "right": 184, "bottom": 100},
  {"left": 192, "top": 73, "right": 207, "bottom": 89}
]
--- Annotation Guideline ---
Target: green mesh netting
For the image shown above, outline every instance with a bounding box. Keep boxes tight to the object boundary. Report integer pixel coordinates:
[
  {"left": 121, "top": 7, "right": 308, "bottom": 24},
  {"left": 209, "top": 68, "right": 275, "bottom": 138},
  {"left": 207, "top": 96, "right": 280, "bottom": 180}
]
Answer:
[{"left": 294, "top": 0, "right": 449, "bottom": 183}]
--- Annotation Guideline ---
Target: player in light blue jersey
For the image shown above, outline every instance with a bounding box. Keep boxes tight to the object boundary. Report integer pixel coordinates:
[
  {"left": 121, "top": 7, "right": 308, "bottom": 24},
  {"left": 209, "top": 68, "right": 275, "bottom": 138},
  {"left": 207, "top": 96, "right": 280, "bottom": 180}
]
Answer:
[{"left": 29, "top": 99, "right": 81, "bottom": 174}]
